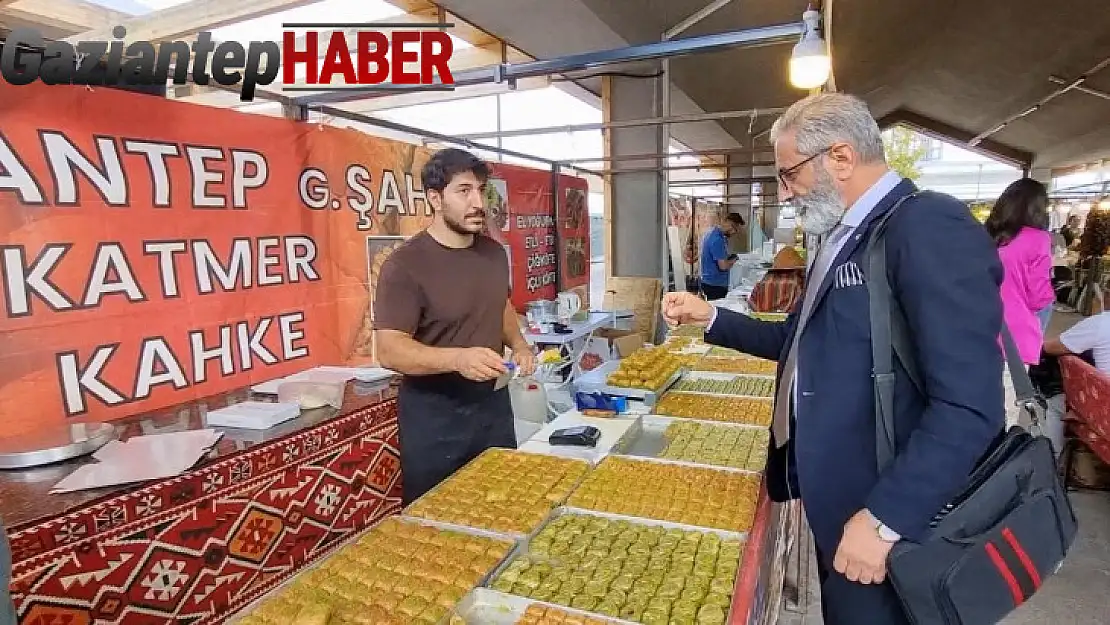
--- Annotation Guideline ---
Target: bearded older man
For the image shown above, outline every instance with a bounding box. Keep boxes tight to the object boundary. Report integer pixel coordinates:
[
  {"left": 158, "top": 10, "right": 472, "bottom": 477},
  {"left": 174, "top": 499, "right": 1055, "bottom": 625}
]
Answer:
[{"left": 663, "top": 93, "right": 1006, "bottom": 625}]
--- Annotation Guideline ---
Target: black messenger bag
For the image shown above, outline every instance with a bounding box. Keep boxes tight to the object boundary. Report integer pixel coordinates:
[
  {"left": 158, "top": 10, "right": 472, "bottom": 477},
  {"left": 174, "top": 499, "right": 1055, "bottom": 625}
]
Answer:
[{"left": 865, "top": 195, "right": 1079, "bottom": 625}]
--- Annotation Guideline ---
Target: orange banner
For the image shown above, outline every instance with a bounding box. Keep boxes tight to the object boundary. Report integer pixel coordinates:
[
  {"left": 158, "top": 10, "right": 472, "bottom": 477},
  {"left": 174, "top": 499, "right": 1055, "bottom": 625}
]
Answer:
[{"left": 0, "top": 83, "right": 588, "bottom": 436}]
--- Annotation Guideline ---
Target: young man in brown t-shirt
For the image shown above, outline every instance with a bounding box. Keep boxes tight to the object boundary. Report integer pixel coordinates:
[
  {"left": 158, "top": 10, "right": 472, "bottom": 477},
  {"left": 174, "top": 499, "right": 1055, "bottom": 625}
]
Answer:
[{"left": 373, "top": 148, "right": 537, "bottom": 504}]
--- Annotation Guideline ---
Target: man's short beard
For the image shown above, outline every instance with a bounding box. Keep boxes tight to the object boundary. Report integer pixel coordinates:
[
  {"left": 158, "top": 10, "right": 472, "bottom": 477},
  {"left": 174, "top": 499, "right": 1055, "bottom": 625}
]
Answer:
[
  {"left": 443, "top": 213, "right": 484, "bottom": 236},
  {"left": 795, "top": 165, "right": 846, "bottom": 236}
]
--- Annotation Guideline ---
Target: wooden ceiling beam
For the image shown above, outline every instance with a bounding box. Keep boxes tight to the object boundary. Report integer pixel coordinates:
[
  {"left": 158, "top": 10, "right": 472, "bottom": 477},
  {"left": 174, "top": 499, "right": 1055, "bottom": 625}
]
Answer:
[
  {"left": 65, "top": 0, "right": 324, "bottom": 44},
  {"left": 283, "top": 12, "right": 475, "bottom": 54},
  {"left": 1, "top": 0, "right": 131, "bottom": 35},
  {"left": 384, "top": 0, "right": 501, "bottom": 49},
  {"left": 877, "top": 109, "right": 1034, "bottom": 170}
]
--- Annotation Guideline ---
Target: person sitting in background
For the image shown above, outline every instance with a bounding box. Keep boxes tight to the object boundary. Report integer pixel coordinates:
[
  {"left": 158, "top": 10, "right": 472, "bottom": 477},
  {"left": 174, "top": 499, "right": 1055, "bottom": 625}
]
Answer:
[
  {"left": 1060, "top": 215, "right": 1082, "bottom": 249},
  {"left": 985, "top": 178, "right": 1056, "bottom": 358},
  {"left": 699, "top": 213, "right": 745, "bottom": 301},
  {"left": 748, "top": 246, "right": 807, "bottom": 314},
  {"left": 1045, "top": 310, "right": 1110, "bottom": 374}
]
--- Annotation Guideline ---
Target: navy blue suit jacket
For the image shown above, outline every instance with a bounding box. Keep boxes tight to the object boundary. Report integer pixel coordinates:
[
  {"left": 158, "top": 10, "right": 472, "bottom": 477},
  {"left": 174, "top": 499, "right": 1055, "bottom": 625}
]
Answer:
[{"left": 707, "top": 180, "right": 1006, "bottom": 553}]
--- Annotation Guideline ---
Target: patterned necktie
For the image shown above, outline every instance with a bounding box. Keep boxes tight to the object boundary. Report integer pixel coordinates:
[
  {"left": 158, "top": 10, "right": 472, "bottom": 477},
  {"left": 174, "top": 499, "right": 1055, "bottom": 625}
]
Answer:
[{"left": 771, "top": 224, "right": 852, "bottom": 447}]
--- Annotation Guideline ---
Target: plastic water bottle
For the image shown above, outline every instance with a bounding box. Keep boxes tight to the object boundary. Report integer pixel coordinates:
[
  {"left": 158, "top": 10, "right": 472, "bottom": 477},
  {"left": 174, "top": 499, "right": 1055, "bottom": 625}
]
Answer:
[{"left": 509, "top": 376, "right": 549, "bottom": 424}]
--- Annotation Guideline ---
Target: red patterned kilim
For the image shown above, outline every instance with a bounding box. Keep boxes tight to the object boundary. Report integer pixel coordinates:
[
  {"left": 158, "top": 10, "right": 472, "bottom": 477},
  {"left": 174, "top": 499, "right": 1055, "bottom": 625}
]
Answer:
[{"left": 8, "top": 400, "right": 402, "bottom": 625}]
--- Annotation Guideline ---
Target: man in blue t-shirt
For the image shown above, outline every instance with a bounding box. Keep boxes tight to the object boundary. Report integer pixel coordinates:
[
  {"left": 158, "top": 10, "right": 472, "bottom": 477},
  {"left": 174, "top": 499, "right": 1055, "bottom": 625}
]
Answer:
[{"left": 699, "top": 213, "right": 745, "bottom": 300}]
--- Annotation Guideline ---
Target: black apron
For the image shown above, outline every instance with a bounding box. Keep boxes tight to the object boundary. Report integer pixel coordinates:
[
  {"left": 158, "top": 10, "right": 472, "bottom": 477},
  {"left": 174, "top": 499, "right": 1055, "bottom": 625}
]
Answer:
[{"left": 397, "top": 374, "right": 516, "bottom": 505}]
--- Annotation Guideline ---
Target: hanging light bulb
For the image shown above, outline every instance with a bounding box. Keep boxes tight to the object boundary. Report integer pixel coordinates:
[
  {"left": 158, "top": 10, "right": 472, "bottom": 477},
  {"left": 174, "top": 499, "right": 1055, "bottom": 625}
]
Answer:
[
  {"left": 1099, "top": 197, "right": 1110, "bottom": 210},
  {"left": 789, "top": 9, "right": 831, "bottom": 90}
]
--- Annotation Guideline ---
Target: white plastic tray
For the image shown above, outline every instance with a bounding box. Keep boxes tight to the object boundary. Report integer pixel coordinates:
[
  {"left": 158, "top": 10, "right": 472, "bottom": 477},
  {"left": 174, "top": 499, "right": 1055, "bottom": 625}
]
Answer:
[
  {"left": 204, "top": 401, "right": 300, "bottom": 430},
  {"left": 518, "top": 413, "right": 641, "bottom": 463}
]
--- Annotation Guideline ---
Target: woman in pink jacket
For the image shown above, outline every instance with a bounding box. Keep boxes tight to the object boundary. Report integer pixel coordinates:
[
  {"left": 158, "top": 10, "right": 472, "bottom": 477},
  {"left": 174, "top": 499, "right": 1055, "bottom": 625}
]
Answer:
[{"left": 985, "top": 178, "right": 1056, "bottom": 367}]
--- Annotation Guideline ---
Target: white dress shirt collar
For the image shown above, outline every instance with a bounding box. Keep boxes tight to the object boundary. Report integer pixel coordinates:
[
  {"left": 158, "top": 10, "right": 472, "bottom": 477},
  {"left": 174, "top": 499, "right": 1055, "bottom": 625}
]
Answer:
[{"left": 840, "top": 170, "right": 905, "bottom": 229}]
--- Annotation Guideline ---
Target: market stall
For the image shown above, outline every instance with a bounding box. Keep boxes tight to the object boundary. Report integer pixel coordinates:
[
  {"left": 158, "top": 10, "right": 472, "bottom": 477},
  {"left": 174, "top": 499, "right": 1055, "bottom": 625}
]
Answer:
[
  {"left": 0, "top": 80, "right": 594, "bottom": 625},
  {"left": 0, "top": 49, "right": 789, "bottom": 625},
  {"left": 218, "top": 332, "right": 789, "bottom": 625}
]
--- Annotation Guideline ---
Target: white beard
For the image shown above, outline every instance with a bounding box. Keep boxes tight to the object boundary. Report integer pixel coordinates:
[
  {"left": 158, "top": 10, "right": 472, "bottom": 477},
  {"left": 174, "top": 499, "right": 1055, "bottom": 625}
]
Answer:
[{"left": 794, "top": 167, "right": 847, "bottom": 236}]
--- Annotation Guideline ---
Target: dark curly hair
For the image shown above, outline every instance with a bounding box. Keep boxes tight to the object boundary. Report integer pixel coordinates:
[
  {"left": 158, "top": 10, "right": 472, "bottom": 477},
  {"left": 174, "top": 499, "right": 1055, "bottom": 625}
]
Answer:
[{"left": 421, "top": 148, "right": 490, "bottom": 193}]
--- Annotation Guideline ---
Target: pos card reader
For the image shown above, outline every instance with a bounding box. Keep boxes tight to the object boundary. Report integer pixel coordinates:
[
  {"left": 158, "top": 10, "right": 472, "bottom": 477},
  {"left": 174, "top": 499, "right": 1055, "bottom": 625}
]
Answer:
[{"left": 549, "top": 425, "right": 602, "bottom": 448}]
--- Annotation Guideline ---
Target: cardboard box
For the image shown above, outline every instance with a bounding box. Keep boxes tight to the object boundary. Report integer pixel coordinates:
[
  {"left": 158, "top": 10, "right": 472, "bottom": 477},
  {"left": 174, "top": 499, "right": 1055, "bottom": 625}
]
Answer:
[{"left": 581, "top": 328, "right": 645, "bottom": 370}]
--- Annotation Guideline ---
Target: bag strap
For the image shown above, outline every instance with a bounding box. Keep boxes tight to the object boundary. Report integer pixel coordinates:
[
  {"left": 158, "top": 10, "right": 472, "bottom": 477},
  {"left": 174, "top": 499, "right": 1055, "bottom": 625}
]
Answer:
[
  {"left": 867, "top": 193, "right": 922, "bottom": 473},
  {"left": 866, "top": 192, "right": 1039, "bottom": 473}
]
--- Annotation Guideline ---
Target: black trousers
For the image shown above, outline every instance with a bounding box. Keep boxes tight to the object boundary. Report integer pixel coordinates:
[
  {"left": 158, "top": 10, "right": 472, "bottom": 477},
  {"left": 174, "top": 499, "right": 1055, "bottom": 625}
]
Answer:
[
  {"left": 397, "top": 377, "right": 517, "bottom": 505},
  {"left": 701, "top": 283, "right": 729, "bottom": 301},
  {"left": 814, "top": 543, "right": 911, "bottom": 625}
]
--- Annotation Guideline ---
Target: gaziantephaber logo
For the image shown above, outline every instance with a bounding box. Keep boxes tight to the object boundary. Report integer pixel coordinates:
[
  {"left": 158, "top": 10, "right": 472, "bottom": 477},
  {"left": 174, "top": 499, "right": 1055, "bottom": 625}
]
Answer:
[{"left": 0, "top": 21, "right": 457, "bottom": 102}]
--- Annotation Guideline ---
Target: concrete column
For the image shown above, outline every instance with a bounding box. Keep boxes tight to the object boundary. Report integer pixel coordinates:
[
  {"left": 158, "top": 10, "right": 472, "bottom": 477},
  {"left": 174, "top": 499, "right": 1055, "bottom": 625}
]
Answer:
[
  {"left": 604, "top": 75, "right": 666, "bottom": 280},
  {"left": 1029, "top": 167, "right": 1053, "bottom": 185},
  {"left": 725, "top": 155, "right": 752, "bottom": 254}
]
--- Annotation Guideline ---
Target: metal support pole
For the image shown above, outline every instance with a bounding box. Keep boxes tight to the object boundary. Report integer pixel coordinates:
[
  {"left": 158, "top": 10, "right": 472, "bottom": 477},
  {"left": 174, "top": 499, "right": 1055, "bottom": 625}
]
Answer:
[
  {"left": 558, "top": 146, "right": 774, "bottom": 164},
  {"left": 670, "top": 176, "right": 778, "bottom": 186},
  {"left": 658, "top": 0, "right": 743, "bottom": 289},
  {"left": 457, "top": 107, "right": 787, "bottom": 141},
  {"left": 495, "top": 92, "right": 504, "bottom": 162},
  {"left": 294, "top": 24, "right": 804, "bottom": 106},
  {"left": 601, "top": 162, "right": 771, "bottom": 175},
  {"left": 551, "top": 163, "right": 563, "bottom": 291}
]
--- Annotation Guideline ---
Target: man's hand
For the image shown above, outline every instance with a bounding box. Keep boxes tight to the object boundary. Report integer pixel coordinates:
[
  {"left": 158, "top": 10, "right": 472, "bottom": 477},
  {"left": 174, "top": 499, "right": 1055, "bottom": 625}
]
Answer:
[
  {"left": 453, "top": 347, "right": 508, "bottom": 382},
  {"left": 834, "top": 510, "right": 896, "bottom": 585},
  {"left": 662, "top": 291, "right": 714, "bottom": 327},
  {"left": 510, "top": 341, "right": 537, "bottom": 376}
]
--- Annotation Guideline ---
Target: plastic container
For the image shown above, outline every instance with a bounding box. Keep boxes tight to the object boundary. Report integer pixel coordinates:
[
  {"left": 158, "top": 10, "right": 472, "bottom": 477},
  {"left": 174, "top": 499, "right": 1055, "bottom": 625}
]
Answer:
[
  {"left": 277, "top": 379, "right": 345, "bottom": 410},
  {"left": 509, "top": 376, "right": 548, "bottom": 424},
  {"left": 205, "top": 401, "right": 301, "bottom": 430}
]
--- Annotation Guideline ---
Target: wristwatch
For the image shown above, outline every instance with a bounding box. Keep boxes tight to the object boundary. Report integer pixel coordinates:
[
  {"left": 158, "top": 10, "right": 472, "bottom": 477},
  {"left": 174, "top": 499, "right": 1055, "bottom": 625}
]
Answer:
[
  {"left": 875, "top": 522, "right": 900, "bottom": 543},
  {"left": 865, "top": 509, "right": 901, "bottom": 543}
]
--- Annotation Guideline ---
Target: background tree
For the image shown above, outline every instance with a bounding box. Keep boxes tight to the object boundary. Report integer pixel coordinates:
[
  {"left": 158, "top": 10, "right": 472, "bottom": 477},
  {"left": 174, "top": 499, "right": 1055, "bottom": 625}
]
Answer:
[{"left": 883, "top": 126, "right": 929, "bottom": 180}]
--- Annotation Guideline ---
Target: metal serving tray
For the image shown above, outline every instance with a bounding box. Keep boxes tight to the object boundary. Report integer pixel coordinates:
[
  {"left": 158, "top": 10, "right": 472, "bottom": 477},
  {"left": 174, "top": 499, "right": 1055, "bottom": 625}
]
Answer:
[
  {"left": 402, "top": 448, "right": 593, "bottom": 539},
  {"left": 564, "top": 455, "right": 763, "bottom": 536},
  {"left": 651, "top": 391, "right": 774, "bottom": 429},
  {"left": 0, "top": 422, "right": 118, "bottom": 469},
  {"left": 451, "top": 587, "right": 634, "bottom": 624},
  {"left": 481, "top": 507, "right": 746, "bottom": 624},
  {"left": 553, "top": 506, "right": 748, "bottom": 542},
  {"left": 575, "top": 362, "right": 687, "bottom": 407},
  {"left": 670, "top": 371, "right": 777, "bottom": 398},
  {"left": 225, "top": 515, "right": 521, "bottom": 624},
  {"left": 687, "top": 356, "right": 777, "bottom": 378},
  {"left": 615, "top": 415, "right": 768, "bottom": 474}
]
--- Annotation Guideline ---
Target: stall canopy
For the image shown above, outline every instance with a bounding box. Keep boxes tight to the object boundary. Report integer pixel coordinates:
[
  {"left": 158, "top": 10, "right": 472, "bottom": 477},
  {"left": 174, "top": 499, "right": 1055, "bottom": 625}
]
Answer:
[
  {"left": 3, "top": 0, "right": 1109, "bottom": 171},
  {"left": 436, "top": 0, "right": 1110, "bottom": 171}
]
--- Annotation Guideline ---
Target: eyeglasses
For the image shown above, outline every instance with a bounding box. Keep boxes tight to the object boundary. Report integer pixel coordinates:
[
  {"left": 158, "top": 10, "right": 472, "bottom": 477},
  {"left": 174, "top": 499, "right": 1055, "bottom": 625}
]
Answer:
[{"left": 778, "top": 146, "right": 832, "bottom": 189}]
